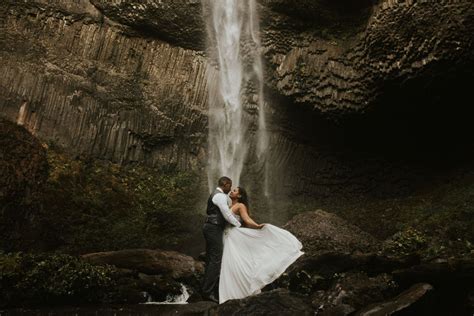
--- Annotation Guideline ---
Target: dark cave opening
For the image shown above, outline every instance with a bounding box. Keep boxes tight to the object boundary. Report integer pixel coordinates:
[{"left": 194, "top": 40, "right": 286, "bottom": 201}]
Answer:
[
  {"left": 278, "top": 62, "right": 474, "bottom": 196},
  {"left": 345, "top": 65, "right": 474, "bottom": 162}
]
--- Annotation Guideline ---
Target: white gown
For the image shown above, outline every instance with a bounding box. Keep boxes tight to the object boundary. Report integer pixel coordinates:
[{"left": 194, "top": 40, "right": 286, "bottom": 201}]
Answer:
[{"left": 219, "top": 215, "right": 304, "bottom": 304}]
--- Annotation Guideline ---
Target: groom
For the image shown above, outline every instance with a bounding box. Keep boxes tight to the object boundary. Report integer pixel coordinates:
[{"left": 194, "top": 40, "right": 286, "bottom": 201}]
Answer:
[{"left": 201, "top": 176, "right": 242, "bottom": 302}]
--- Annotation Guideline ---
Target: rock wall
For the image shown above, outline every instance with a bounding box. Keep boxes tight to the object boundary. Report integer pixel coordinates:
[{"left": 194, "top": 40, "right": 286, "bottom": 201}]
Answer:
[
  {"left": 253, "top": 0, "right": 474, "bottom": 217},
  {"left": 0, "top": 0, "right": 211, "bottom": 169},
  {"left": 260, "top": 0, "right": 473, "bottom": 116}
]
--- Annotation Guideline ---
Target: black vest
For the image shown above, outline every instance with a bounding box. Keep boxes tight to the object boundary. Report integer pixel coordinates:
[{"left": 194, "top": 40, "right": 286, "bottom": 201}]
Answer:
[{"left": 205, "top": 189, "right": 226, "bottom": 226}]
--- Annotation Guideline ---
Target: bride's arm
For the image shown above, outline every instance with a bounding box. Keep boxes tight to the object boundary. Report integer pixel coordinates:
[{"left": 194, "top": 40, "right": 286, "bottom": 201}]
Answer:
[{"left": 238, "top": 205, "right": 264, "bottom": 229}]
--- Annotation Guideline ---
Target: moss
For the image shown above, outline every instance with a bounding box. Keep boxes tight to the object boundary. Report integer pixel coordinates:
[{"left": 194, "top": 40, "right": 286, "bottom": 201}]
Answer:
[{"left": 382, "top": 227, "right": 428, "bottom": 257}]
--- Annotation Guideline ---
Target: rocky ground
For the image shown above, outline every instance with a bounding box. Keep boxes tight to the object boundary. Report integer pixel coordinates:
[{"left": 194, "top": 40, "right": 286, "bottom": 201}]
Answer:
[{"left": 1, "top": 207, "right": 473, "bottom": 315}]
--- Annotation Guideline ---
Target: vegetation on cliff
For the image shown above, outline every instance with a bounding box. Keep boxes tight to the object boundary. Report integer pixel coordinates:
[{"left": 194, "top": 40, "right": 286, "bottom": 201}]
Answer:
[
  {"left": 35, "top": 146, "right": 203, "bottom": 255},
  {"left": 0, "top": 118, "right": 48, "bottom": 251}
]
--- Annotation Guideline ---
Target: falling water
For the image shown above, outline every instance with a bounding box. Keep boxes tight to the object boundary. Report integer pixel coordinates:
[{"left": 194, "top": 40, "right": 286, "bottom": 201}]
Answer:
[{"left": 205, "top": 0, "right": 268, "bottom": 190}]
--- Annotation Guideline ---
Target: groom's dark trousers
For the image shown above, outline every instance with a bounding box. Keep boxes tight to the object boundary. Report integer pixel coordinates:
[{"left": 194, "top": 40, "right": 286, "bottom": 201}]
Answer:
[{"left": 201, "top": 222, "right": 224, "bottom": 298}]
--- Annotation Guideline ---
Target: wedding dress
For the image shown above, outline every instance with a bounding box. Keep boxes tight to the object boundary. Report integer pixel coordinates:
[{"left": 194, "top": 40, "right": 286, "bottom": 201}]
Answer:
[{"left": 219, "top": 214, "right": 304, "bottom": 304}]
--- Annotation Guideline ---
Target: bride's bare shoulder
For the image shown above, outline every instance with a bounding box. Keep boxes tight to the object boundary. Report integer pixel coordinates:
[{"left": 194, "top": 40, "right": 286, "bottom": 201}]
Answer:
[
  {"left": 233, "top": 202, "right": 245, "bottom": 212},
  {"left": 238, "top": 203, "right": 248, "bottom": 212},
  {"left": 232, "top": 203, "right": 241, "bottom": 210}
]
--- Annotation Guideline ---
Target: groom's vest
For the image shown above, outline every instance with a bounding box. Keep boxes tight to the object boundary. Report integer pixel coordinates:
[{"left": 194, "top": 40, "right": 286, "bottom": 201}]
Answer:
[{"left": 205, "top": 189, "right": 226, "bottom": 227}]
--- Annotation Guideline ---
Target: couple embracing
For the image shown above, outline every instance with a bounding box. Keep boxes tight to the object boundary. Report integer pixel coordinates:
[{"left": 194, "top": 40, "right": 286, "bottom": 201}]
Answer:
[{"left": 201, "top": 176, "right": 304, "bottom": 304}]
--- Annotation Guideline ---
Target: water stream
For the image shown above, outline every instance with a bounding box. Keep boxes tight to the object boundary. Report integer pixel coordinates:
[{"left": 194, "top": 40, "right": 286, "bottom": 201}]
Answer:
[{"left": 142, "top": 283, "right": 190, "bottom": 305}]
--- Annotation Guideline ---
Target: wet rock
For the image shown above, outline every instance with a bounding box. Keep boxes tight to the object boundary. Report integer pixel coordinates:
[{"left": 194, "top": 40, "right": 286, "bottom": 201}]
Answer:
[
  {"left": 284, "top": 210, "right": 380, "bottom": 256},
  {"left": 82, "top": 250, "right": 205, "bottom": 303},
  {"left": 137, "top": 273, "right": 183, "bottom": 302},
  {"left": 206, "top": 289, "right": 313, "bottom": 316},
  {"left": 275, "top": 210, "right": 414, "bottom": 297},
  {"left": 275, "top": 250, "right": 419, "bottom": 299},
  {"left": 311, "top": 272, "right": 397, "bottom": 315},
  {"left": 103, "top": 268, "right": 183, "bottom": 304},
  {"left": 392, "top": 257, "right": 474, "bottom": 289},
  {"left": 82, "top": 248, "right": 204, "bottom": 279},
  {"left": 355, "top": 283, "right": 434, "bottom": 316}
]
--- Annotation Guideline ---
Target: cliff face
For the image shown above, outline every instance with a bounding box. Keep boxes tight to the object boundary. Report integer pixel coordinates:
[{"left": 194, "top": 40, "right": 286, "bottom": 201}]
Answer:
[
  {"left": 1, "top": 0, "right": 473, "bottom": 225},
  {"left": 256, "top": 0, "right": 473, "bottom": 217},
  {"left": 261, "top": 0, "right": 473, "bottom": 116},
  {"left": 0, "top": 0, "right": 210, "bottom": 169}
]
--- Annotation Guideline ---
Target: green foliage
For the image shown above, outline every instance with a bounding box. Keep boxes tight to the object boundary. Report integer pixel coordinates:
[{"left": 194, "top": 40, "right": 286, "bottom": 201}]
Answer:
[
  {"left": 0, "top": 252, "right": 116, "bottom": 307},
  {"left": 31, "top": 148, "right": 203, "bottom": 254},
  {"left": 382, "top": 227, "right": 427, "bottom": 256}
]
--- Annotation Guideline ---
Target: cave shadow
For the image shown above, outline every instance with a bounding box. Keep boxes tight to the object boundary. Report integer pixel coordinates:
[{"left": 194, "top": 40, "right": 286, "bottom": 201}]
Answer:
[{"left": 271, "top": 62, "right": 474, "bottom": 201}]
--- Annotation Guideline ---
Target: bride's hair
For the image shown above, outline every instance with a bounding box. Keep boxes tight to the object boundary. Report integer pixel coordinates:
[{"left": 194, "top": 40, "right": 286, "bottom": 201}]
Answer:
[{"left": 237, "top": 187, "right": 250, "bottom": 212}]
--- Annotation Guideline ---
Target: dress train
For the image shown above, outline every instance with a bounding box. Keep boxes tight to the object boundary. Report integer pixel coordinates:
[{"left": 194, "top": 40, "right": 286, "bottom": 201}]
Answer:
[{"left": 219, "top": 224, "right": 303, "bottom": 303}]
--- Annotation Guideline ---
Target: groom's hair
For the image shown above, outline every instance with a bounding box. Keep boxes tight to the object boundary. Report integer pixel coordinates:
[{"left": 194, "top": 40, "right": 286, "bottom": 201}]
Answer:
[{"left": 218, "top": 176, "right": 232, "bottom": 187}]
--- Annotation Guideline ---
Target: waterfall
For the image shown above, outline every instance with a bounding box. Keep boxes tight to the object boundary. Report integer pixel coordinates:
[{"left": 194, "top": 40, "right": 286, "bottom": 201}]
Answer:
[{"left": 205, "top": 0, "right": 268, "bottom": 190}]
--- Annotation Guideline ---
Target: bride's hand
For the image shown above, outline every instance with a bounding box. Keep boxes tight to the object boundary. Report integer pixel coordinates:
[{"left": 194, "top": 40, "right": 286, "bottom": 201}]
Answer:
[{"left": 257, "top": 223, "right": 265, "bottom": 229}]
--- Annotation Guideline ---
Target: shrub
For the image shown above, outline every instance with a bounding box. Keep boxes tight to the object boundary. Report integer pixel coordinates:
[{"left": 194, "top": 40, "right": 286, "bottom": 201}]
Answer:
[
  {"left": 31, "top": 148, "right": 203, "bottom": 254},
  {"left": 382, "top": 227, "right": 427, "bottom": 256},
  {"left": 0, "top": 252, "right": 117, "bottom": 307}
]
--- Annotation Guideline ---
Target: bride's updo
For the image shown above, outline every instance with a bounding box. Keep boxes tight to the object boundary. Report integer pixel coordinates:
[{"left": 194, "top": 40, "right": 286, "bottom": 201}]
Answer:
[{"left": 237, "top": 187, "right": 250, "bottom": 212}]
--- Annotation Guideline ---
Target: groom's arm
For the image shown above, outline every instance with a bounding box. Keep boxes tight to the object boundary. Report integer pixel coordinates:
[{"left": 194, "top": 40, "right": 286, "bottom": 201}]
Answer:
[{"left": 212, "top": 194, "right": 242, "bottom": 227}]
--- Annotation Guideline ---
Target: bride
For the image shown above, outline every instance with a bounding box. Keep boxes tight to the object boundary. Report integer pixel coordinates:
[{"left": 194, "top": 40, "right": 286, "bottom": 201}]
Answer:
[{"left": 219, "top": 187, "right": 304, "bottom": 304}]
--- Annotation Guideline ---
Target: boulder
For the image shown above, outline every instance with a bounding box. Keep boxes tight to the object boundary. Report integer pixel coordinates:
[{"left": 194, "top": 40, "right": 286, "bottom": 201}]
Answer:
[
  {"left": 355, "top": 283, "right": 434, "bottom": 316},
  {"left": 278, "top": 251, "right": 418, "bottom": 297},
  {"left": 392, "top": 258, "right": 474, "bottom": 289},
  {"left": 289, "top": 252, "right": 418, "bottom": 278},
  {"left": 206, "top": 289, "right": 313, "bottom": 316},
  {"left": 82, "top": 248, "right": 204, "bottom": 279},
  {"left": 284, "top": 210, "right": 380, "bottom": 256},
  {"left": 311, "top": 272, "right": 397, "bottom": 315}
]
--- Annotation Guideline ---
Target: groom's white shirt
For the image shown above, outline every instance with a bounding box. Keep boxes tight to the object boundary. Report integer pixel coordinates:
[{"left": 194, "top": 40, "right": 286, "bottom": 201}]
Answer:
[{"left": 213, "top": 187, "right": 241, "bottom": 227}]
